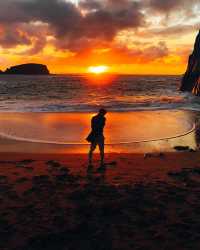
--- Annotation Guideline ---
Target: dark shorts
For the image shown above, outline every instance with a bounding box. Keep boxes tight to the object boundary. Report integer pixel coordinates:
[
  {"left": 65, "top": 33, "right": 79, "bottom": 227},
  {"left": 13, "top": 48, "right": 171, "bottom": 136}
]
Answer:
[
  {"left": 90, "top": 135, "right": 104, "bottom": 150},
  {"left": 93, "top": 135, "right": 104, "bottom": 143}
]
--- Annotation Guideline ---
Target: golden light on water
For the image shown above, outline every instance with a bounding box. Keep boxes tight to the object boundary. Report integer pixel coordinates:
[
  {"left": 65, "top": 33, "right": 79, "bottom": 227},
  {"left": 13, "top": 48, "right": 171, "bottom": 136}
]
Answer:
[{"left": 88, "top": 65, "right": 109, "bottom": 74}]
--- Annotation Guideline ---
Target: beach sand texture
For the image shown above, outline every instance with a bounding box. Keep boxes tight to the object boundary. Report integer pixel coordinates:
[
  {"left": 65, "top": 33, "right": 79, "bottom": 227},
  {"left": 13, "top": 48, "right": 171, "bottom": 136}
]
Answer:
[
  {"left": 1, "top": 151, "right": 200, "bottom": 250},
  {"left": 0, "top": 110, "right": 200, "bottom": 249}
]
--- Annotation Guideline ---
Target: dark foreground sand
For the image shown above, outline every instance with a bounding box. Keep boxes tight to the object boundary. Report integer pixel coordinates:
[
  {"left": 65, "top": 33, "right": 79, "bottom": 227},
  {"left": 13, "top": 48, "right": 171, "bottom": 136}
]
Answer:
[{"left": 1, "top": 152, "right": 200, "bottom": 250}]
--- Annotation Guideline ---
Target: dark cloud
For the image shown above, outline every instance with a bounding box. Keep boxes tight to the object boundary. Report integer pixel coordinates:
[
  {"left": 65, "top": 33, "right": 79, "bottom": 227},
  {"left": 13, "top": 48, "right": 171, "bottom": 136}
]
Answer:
[
  {"left": 21, "top": 0, "right": 81, "bottom": 38},
  {"left": 21, "top": 24, "right": 48, "bottom": 55},
  {"left": 135, "top": 23, "right": 200, "bottom": 40},
  {"left": 148, "top": 0, "right": 183, "bottom": 12},
  {"left": 115, "top": 41, "right": 169, "bottom": 63},
  {"left": 79, "top": 0, "right": 102, "bottom": 10},
  {"left": 0, "top": 0, "right": 32, "bottom": 24},
  {"left": 0, "top": 25, "right": 31, "bottom": 48},
  {"left": 0, "top": 0, "right": 145, "bottom": 52},
  {"left": 81, "top": 1, "right": 144, "bottom": 38},
  {"left": 147, "top": 0, "right": 200, "bottom": 16},
  {"left": 0, "top": 0, "right": 199, "bottom": 58},
  {"left": 151, "top": 23, "right": 200, "bottom": 37},
  {"left": 142, "top": 41, "right": 169, "bottom": 60},
  {"left": 0, "top": 20, "right": 50, "bottom": 55}
]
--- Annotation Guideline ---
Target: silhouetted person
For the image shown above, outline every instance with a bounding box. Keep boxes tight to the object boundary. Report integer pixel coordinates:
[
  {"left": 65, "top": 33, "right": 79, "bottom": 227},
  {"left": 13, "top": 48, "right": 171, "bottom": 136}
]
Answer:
[{"left": 86, "top": 108, "right": 107, "bottom": 171}]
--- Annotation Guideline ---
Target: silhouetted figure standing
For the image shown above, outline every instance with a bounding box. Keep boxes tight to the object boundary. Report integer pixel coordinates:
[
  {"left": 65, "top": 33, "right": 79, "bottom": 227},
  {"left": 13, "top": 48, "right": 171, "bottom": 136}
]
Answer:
[{"left": 86, "top": 109, "right": 107, "bottom": 170}]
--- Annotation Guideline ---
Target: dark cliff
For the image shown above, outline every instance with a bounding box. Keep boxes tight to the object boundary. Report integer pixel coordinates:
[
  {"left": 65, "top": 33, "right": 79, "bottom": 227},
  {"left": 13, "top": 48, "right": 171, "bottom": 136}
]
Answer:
[
  {"left": 4, "top": 63, "right": 50, "bottom": 75},
  {"left": 180, "top": 30, "right": 200, "bottom": 95}
]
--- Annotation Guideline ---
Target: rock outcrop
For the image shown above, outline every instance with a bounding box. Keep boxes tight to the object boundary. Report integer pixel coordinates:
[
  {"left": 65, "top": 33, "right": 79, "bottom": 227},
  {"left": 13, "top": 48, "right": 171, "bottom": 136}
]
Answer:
[
  {"left": 4, "top": 63, "right": 50, "bottom": 75},
  {"left": 180, "top": 30, "right": 200, "bottom": 95}
]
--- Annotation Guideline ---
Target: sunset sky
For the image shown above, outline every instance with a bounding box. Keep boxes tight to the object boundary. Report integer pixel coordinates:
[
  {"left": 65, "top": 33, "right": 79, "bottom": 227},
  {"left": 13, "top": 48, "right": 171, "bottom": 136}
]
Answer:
[{"left": 0, "top": 0, "right": 199, "bottom": 74}]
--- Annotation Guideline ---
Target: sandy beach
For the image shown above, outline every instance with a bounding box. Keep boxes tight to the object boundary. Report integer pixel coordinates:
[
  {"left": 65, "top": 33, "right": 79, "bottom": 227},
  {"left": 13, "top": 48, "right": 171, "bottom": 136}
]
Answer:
[
  {"left": 0, "top": 110, "right": 200, "bottom": 250},
  {"left": 1, "top": 150, "right": 200, "bottom": 250}
]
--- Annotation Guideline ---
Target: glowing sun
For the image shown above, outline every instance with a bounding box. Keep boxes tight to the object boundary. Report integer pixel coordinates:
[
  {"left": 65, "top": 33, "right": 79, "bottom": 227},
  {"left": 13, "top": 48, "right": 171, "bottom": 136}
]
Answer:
[{"left": 88, "top": 65, "right": 109, "bottom": 74}]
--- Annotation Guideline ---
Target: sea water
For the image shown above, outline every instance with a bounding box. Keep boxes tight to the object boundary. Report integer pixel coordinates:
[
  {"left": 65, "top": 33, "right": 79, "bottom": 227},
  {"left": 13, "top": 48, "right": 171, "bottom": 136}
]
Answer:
[{"left": 0, "top": 74, "right": 199, "bottom": 112}]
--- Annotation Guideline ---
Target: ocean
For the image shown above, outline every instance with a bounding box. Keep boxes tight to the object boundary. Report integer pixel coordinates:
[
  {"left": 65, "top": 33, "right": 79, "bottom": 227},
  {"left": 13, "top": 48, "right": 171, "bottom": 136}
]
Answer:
[
  {"left": 0, "top": 74, "right": 198, "bottom": 151},
  {"left": 0, "top": 74, "right": 198, "bottom": 112}
]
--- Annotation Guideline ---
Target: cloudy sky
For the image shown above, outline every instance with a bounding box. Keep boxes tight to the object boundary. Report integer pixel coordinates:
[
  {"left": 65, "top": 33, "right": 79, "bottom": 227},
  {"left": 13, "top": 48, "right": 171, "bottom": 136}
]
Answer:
[{"left": 0, "top": 0, "right": 199, "bottom": 74}]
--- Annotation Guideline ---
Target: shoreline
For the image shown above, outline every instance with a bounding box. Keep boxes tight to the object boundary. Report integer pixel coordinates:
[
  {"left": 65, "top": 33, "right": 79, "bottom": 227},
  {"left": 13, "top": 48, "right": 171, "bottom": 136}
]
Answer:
[
  {"left": 0, "top": 109, "right": 197, "bottom": 153},
  {"left": 0, "top": 121, "right": 195, "bottom": 145}
]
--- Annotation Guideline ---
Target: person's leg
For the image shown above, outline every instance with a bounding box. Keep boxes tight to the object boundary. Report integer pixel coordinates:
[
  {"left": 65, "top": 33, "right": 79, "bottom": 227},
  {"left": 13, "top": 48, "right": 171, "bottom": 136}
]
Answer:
[
  {"left": 98, "top": 137, "right": 105, "bottom": 166},
  {"left": 88, "top": 142, "right": 97, "bottom": 166}
]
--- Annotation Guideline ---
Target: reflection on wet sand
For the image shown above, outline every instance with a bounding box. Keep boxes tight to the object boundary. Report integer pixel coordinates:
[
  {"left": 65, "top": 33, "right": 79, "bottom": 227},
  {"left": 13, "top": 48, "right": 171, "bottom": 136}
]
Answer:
[{"left": 0, "top": 110, "right": 197, "bottom": 153}]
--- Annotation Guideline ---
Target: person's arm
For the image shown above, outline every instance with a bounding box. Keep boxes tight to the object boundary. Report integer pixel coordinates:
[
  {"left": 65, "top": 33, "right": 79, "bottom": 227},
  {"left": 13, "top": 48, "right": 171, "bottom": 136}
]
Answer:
[
  {"left": 91, "top": 117, "right": 95, "bottom": 130},
  {"left": 103, "top": 117, "right": 106, "bottom": 127}
]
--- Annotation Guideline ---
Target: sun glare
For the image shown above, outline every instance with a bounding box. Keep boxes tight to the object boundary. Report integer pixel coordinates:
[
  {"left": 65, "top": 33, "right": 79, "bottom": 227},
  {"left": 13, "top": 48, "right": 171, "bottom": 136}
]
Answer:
[{"left": 88, "top": 65, "right": 109, "bottom": 74}]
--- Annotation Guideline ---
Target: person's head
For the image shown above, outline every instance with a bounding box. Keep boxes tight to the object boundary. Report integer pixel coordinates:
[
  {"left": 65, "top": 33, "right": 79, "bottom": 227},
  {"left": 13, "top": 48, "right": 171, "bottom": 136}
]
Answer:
[{"left": 98, "top": 108, "right": 107, "bottom": 116}]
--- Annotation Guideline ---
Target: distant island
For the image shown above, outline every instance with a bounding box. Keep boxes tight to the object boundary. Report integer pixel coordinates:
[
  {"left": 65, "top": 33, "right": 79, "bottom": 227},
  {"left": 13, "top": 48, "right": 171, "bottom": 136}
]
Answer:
[{"left": 0, "top": 63, "right": 50, "bottom": 75}]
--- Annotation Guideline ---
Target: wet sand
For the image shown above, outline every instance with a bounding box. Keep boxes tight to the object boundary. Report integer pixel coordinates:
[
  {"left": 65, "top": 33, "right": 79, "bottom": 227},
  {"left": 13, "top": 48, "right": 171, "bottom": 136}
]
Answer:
[
  {"left": 1, "top": 151, "right": 200, "bottom": 250},
  {"left": 0, "top": 110, "right": 197, "bottom": 154},
  {"left": 0, "top": 110, "right": 195, "bottom": 146}
]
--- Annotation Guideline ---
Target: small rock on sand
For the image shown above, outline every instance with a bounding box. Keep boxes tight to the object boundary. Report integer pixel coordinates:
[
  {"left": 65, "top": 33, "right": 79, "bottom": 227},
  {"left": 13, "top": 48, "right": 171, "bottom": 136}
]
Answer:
[
  {"left": 0, "top": 175, "right": 8, "bottom": 184},
  {"left": 174, "top": 146, "right": 190, "bottom": 151},
  {"left": 15, "top": 177, "right": 29, "bottom": 184},
  {"left": 46, "top": 160, "right": 61, "bottom": 168}
]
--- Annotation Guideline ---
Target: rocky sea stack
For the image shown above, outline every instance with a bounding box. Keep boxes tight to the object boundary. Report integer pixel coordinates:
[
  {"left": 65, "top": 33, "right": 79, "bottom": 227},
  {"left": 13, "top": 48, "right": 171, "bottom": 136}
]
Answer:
[
  {"left": 3, "top": 63, "right": 50, "bottom": 75},
  {"left": 180, "top": 30, "right": 200, "bottom": 95}
]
